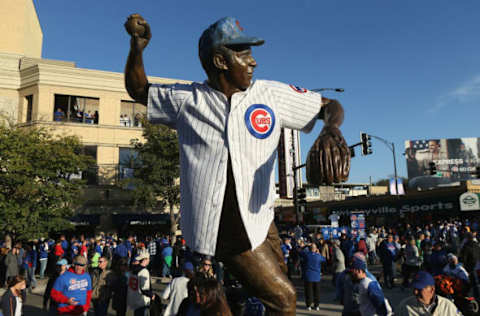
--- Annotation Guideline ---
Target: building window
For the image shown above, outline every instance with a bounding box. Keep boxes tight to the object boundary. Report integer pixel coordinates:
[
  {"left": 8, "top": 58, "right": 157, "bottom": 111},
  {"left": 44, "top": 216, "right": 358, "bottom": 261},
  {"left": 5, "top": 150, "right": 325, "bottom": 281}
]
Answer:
[
  {"left": 54, "top": 94, "right": 99, "bottom": 124},
  {"left": 25, "top": 95, "right": 33, "bottom": 122},
  {"left": 120, "top": 100, "right": 146, "bottom": 127},
  {"left": 119, "top": 147, "right": 140, "bottom": 180}
]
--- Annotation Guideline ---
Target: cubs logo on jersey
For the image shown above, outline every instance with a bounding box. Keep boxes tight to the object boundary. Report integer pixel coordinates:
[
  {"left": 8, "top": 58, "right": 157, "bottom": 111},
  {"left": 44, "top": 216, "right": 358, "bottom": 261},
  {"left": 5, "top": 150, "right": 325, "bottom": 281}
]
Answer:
[
  {"left": 289, "top": 84, "right": 308, "bottom": 93},
  {"left": 245, "top": 104, "right": 276, "bottom": 139}
]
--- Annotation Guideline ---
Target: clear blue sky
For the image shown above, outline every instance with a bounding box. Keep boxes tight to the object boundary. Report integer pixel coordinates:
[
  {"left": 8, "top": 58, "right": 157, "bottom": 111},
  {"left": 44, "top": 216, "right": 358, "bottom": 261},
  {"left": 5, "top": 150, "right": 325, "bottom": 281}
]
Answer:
[{"left": 33, "top": 0, "right": 480, "bottom": 184}]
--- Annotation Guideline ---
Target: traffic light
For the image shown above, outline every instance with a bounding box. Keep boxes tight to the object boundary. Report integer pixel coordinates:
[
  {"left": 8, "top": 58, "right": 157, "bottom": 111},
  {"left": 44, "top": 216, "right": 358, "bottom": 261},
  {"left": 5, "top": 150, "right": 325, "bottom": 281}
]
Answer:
[
  {"left": 349, "top": 146, "right": 356, "bottom": 158},
  {"left": 475, "top": 166, "right": 480, "bottom": 178},
  {"left": 296, "top": 187, "right": 307, "bottom": 206},
  {"left": 360, "top": 132, "right": 373, "bottom": 155},
  {"left": 428, "top": 162, "right": 437, "bottom": 175}
]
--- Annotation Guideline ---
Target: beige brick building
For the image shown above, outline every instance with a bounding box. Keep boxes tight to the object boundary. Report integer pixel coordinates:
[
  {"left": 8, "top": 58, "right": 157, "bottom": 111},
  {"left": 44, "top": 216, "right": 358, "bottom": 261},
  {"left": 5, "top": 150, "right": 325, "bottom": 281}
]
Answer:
[{"left": 0, "top": 0, "right": 186, "bottom": 232}]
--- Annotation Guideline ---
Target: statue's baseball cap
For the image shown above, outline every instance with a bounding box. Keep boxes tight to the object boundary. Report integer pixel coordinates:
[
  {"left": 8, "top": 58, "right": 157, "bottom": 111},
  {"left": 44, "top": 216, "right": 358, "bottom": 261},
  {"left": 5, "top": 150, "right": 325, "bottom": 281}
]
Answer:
[
  {"left": 412, "top": 271, "right": 435, "bottom": 290},
  {"left": 199, "top": 17, "right": 264, "bottom": 61}
]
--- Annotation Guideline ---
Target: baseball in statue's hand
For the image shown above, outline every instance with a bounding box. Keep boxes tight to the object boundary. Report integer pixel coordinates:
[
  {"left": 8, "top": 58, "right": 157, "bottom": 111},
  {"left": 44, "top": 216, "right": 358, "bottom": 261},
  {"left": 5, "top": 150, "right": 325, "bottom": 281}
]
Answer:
[
  {"left": 125, "top": 14, "right": 146, "bottom": 37},
  {"left": 125, "top": 14, "right": 151, "bottom": 52},
  {"left": 306, "top": 126, "right": 351, "bottom": 185}
]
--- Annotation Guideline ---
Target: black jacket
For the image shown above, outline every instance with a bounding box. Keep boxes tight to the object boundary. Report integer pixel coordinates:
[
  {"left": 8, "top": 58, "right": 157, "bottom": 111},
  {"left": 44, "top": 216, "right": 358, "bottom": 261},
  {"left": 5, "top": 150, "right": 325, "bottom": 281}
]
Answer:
[
  {"left": 43, "top": 272, "right": 61, "bottom": 308},
  {"left": 459, "top": 240, "right": 480, "bottom": 272},
  {"left": 1, "top": 288, "right": 26, "bottom": 316}
]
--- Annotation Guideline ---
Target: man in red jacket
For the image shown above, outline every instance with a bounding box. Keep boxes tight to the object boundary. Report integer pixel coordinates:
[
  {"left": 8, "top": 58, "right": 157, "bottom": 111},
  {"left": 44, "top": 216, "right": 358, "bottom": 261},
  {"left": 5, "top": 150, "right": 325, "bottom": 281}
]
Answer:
[
  {"left": 54, "top": 240, "right": 65, "bottom": 259},
  {"left": 357, "top": 238, "right": 368, "bottom": 256},
  {"left": 51, "top": 255, "right": 92, "bottom": 315}
]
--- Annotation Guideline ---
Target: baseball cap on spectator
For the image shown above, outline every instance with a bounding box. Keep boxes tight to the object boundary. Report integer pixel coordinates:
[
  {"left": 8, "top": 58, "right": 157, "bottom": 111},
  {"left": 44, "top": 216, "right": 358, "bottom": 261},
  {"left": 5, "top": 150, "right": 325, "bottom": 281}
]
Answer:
[
  {"left": 199, "top": 17, "right": 264, "bottom": 62},
  {"left": 135, "top": 252, "right": 150, "bottom": 261},
  {"left": 447, "top": 253, "right": 457, "bottom": 261},
  {"left": 56, "top": 259, "right": 68, "bottom": 266},
  {"left": 349, "top": 252, "right": 367, "bottom": 271},
  {"left": 412, "top": 271, "right": 435, "bottom": 290},
  {"left": 73, "top": 255, "right": 87, "bottom": 266},
  {"left": 183, "top": 261, "right": 194, "bottom": 272}
]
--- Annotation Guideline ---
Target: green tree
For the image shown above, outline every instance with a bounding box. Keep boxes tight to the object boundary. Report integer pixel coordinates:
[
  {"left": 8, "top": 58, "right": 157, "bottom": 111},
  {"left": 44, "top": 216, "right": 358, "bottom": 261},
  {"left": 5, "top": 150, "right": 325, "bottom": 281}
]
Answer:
[
  {"left": 127, "top": 121, "right": 180, "bottom": 241},
  {"left": 0, "top": 125, "right": 94, "bottom": 240}
]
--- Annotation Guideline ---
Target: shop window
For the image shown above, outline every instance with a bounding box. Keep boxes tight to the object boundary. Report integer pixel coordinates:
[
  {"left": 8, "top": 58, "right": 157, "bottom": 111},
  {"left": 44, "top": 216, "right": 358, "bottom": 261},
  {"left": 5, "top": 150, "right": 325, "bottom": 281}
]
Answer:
[
  {"left": 25, "top": 95, "right": 33, "bottom": 122},
  {"left": 53, "top": 94, "right": 99, "bottom": 124},
  {"left": 120, "top": 100, "right": 146, "bottom": 127}
]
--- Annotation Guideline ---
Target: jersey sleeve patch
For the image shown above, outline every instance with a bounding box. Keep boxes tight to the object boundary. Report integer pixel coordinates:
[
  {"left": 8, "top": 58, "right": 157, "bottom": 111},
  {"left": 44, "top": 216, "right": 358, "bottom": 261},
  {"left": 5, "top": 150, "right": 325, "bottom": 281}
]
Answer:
[{"left": 289, "top": 84, "right": 308, "bottom": 93}]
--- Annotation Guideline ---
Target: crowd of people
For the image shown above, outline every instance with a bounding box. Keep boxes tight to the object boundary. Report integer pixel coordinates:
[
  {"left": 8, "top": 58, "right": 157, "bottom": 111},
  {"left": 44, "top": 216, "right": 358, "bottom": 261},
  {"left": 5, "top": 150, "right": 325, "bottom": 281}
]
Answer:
[
  {"left": 0, "top": 217, "right": 479, "bottom": 315},
  {"left": 279, "top": 217, "right": 480, "bottom": 315},
  {"left": 0, "top": 233, "right": 239, "bottom": 315}
]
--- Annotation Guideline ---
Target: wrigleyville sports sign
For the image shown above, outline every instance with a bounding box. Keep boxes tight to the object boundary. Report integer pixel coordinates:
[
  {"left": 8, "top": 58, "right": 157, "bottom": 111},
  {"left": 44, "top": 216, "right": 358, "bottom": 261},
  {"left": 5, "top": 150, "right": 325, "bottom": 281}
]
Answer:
[{"left": 330, "top": 195, "right": 459, "bottom": 217}]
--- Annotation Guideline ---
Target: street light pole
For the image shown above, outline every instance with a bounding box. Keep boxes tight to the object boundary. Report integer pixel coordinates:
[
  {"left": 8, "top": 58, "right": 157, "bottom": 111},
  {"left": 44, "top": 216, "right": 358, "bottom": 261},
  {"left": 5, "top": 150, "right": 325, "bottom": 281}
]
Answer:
[
  {"left": 370, "top": 135, "right": 400, "bottom": 196},
  {"left": 312, "top": 88, "right": 345, "bottom": 93},
  {"left": 392, "top": 142, "right": 399, "bottom": 196}
]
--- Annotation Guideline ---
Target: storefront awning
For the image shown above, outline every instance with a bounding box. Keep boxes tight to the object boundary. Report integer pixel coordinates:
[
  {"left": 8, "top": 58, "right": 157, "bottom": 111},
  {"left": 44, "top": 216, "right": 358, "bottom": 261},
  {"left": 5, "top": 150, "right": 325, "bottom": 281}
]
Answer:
[
  {"left": 112, "top": 213, "right": 170, "bottom": 225},
  {"left": 70, "top": 214, "right": 100, "bottom": 226}
]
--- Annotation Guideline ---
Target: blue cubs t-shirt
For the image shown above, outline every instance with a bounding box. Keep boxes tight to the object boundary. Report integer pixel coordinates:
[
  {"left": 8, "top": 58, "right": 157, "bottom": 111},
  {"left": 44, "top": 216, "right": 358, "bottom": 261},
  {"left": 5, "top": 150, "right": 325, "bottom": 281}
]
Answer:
[{"left": 52, "top": 269, "right": 92, "bottom": 313}]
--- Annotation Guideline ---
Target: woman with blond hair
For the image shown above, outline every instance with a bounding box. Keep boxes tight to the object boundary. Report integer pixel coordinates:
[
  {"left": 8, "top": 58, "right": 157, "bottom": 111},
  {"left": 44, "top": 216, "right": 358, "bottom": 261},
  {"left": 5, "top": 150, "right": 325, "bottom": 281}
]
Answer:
[{"left": 197, "top": 258, "right": 216, "bottom": 280}]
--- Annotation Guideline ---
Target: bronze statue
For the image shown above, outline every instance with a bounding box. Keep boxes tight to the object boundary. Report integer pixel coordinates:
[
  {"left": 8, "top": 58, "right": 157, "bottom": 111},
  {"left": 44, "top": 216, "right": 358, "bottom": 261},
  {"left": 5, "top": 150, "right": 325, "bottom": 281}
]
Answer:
[{"left": 124, "top": 14, "right": 350, "bottom": 315}]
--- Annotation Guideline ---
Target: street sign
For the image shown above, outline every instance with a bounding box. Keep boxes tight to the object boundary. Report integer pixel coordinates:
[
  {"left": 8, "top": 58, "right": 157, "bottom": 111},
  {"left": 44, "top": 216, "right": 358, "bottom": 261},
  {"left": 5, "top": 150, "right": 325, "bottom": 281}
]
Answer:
[{"left": 459, "top": 192, "right": 480, "bottom": 211}]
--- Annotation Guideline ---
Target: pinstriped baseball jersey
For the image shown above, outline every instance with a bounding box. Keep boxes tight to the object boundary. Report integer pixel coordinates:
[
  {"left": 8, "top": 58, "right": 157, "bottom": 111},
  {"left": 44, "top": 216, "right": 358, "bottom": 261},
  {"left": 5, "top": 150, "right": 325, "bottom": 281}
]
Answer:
[{"left": 148, "top": 79, "right": 322, "bottom": 255}]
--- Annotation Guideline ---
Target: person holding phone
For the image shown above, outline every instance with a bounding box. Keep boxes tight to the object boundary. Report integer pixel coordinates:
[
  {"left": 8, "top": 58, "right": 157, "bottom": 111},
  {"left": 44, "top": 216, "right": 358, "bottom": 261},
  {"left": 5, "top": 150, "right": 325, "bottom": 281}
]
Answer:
[{"left": 50, "top": 255, "right": 92, "bottom": 316}]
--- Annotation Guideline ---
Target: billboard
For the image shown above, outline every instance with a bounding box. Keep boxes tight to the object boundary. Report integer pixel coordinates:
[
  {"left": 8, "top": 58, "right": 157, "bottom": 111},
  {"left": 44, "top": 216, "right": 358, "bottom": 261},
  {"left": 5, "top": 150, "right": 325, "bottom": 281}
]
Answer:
[{"left": 405, "top": 137, "right": 480, "bottom": 181}]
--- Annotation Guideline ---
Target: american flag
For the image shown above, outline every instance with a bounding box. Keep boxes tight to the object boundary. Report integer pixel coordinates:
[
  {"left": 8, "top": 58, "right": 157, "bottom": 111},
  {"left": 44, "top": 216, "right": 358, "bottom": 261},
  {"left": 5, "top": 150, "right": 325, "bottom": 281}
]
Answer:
[{"left": 411, "top": 140, "right": 429, "bottom": 150}]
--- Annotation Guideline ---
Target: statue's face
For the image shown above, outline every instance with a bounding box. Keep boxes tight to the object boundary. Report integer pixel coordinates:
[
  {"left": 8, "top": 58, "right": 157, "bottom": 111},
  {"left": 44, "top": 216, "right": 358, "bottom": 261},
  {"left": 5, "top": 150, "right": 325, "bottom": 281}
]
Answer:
[{"left": 224, "top": 46, "right": 257, "bottom": 91}]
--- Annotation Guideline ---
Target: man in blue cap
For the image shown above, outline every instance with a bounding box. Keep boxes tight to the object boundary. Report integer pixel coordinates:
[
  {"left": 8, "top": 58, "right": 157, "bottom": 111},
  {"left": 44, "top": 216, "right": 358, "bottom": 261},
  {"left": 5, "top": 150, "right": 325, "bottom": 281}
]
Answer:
[
  {"left": 161, "top": 261, "right": 195, "bottom": 316},
  {"left": 396, "top": 271, "right": 460, "bottom": 315},
  {"left": 124, "top": 14, "right": 350, "bottom": 315},
  {"left": 336, "top": 252, "right": 391, "bottom": 316}
]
